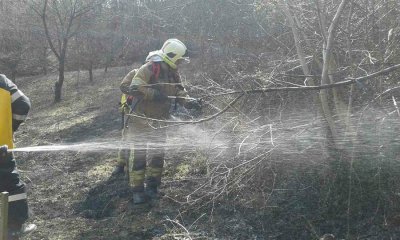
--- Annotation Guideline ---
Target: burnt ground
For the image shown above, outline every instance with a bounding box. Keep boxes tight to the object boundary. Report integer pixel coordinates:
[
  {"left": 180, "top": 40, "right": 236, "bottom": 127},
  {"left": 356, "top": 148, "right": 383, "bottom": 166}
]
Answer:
[
  {"left": 11, "top": 64, "right": 400, "bottom": 240},
  {"left": 13, "top": 65, "right": 262, "bottom": 240}
]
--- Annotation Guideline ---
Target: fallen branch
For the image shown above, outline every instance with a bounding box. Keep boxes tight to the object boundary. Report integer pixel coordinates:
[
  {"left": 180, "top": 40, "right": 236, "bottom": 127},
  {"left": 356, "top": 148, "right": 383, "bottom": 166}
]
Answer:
[
  {"left": 209, "top": 63, "right": 400, "bottom": 97},
  {"left": 126, "top": 64, "right": 400, "bottom": 124}
]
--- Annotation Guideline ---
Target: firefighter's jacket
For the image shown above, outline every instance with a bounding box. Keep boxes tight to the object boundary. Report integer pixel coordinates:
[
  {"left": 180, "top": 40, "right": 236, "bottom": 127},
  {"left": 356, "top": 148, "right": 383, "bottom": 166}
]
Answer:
[
  {"left": 0, "top": 75, "right": 31, "bottom": 148},
  {"left": 123, "top": 61, "right": 189, "bottom": 119}
]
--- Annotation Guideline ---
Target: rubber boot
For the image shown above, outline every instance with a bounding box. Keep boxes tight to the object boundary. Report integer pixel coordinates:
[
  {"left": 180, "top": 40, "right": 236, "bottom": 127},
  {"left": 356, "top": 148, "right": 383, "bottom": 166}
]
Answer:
[
  {"left": 132, "top": 191, "right": 147, "bottom": 204},
  {"left": 8, "top": 223, "right": 37, "bottom": 239},
  {"left": 145, "top": 186, "right": 165, "bottom": 200},
  {"left": 111, "top": 165, "right": 124, "bottom": 176},
  {"left": 21, "top": 223, "right": 37, "bottom": 235}
]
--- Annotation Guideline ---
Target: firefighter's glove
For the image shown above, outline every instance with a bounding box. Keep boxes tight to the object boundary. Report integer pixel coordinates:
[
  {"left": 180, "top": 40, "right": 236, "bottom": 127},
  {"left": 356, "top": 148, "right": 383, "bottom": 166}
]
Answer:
[
  {"left": 0, "top": 145, "right": 8, "bottom": 161},
  {"left": 185, "top": 99, "right": 202, "bottom": 110},
  {"left": 152, "top": 89, "right": 169, "bottom": 102}
]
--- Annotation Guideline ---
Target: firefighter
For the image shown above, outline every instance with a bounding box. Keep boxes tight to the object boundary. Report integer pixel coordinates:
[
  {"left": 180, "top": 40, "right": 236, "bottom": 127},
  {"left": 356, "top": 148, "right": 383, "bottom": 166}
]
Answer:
[
  {"left": 0, "top": 74, "right": 36, "bottom": 239},
  {"left": 122, "top": 39, "right": 201, "bottom": 204}
]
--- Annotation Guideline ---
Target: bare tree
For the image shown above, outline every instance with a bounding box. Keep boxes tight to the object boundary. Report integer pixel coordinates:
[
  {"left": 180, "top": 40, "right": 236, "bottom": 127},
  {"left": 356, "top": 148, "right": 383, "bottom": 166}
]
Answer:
[
  {"left": 32, "top": 0, "right": 102, "bottom": 102},
  {"left": 0, "top": 0, "right": 33, "bottom": 82}
]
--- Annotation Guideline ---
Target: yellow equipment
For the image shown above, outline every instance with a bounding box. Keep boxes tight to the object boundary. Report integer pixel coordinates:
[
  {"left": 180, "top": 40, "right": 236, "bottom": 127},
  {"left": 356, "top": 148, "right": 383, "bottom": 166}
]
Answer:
[
  {"left": 120, "top": 94, "right": 129, "bottom": 113},
  {"left": 0, "top": 88, "right": 13, "bottom": 149}
]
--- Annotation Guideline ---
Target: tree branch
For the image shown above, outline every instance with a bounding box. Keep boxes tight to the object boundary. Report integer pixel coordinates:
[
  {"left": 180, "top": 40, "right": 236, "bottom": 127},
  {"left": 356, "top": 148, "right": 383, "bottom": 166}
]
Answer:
[
  {"left": 41, "top": 0, "right": 61, "bottom": 60},
  {"left": 124, "top": 63, "right": 400, "bottom": 125},
  {"left": 321, "top": 0, "right": 349, "bottom": 85},
  {"left": 209, "top": 63, "right": 400, "bottom": 97}
]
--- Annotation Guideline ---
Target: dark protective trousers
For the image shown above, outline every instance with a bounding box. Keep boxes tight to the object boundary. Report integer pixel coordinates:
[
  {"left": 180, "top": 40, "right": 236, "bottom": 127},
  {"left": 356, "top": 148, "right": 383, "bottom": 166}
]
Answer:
[
  {"left": 127, "top": 117, "right": 166, "bottom": 192},
  {"left": 0, "top": 152, "right": 29, "bottom": 230}
]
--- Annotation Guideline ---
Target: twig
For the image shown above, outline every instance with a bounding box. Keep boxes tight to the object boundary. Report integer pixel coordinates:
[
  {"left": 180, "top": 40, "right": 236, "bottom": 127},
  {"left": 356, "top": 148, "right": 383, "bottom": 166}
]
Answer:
[
  {"left": 392, "top": 96, "right": 400, "bottom": 118},
  {"left": 269, "top": 124, "right": 275, "bottom": 146},
  {"left": 165, "top": 217, "right": 193, "bottom": 240},
  {"left": 238, "top": 135, "right": 250, "bottom": 155},
  {"left": 360, "top": 86, "right": 400, "bottom": 118},
  {"left": 189, "top": 213, "right": 206, "bottom": 230}
]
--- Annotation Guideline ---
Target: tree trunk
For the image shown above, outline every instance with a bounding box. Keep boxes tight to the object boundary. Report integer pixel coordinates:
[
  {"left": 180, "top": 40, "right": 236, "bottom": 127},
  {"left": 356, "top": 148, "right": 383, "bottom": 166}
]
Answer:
[
  {"left": 319, "top": 0, "right": 349, "bottom": 148},
  {"left": 42, "top": 47, "right": 48, "bottom": 75},
  {"left": 55, "top": 59, "right": 65, "bottom": 102},
  {"left": 104, "top": 54, "right": 113, "bottom": 73},
  {"left": 284, "top": 1, "right": 336, "bottom": 152},
  {"left": 89, "top": 61, "right": 93, "bottom": 82}
]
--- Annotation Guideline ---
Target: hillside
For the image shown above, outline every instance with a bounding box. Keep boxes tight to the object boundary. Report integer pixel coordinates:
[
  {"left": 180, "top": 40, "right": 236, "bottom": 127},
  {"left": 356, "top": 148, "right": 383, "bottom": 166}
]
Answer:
[{"left": 10, "top": 61, "right": 400, "bottom": 240}]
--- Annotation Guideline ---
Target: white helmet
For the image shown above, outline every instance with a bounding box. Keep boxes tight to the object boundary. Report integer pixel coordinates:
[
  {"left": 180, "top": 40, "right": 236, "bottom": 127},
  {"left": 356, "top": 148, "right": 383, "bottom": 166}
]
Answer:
[
  {"left": 145, "top": 50, "right": 163, "bottom": 62},
  {"left": 160, "top": 38, "right": 189, "bottom": 69}
]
